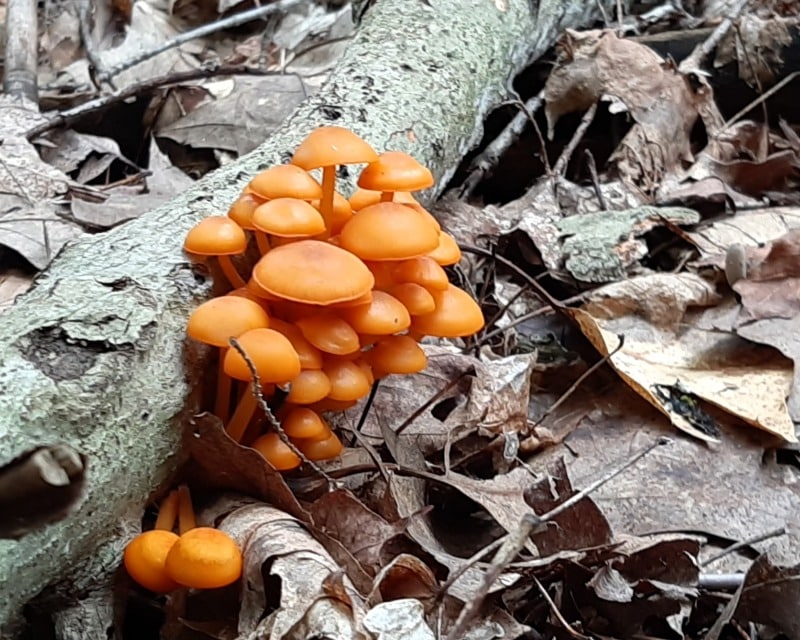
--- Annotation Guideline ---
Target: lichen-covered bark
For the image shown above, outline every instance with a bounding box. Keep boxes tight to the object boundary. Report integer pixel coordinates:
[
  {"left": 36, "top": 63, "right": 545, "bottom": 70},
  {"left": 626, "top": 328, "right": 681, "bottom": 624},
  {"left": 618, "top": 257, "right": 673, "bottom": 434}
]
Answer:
[{"left": 0, "top": 0, "right": 619, "bottom": 631}]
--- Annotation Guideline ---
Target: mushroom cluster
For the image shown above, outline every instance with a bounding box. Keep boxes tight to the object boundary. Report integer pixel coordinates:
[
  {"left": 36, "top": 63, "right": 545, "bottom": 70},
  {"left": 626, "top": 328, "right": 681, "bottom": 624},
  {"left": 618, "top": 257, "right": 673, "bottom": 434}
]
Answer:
[
  {"left": 184, "top": 126, "right": 485, "bottom": 470},
  {"left": 124, "top": 487, "right": 243, "bottom": 593}
]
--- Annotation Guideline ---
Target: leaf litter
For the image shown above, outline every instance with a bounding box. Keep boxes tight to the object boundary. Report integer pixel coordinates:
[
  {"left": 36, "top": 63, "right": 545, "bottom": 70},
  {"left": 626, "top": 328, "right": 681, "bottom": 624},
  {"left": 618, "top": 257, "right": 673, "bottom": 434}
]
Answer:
[{"left": 7, "top": 0, "right": 800, "bottom": 638}]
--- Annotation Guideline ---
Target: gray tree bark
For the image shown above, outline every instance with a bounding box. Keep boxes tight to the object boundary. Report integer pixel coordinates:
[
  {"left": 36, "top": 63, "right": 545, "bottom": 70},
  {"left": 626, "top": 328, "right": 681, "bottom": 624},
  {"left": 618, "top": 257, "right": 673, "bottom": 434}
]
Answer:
[{"left": 0, "top": 0, "right": 619, "bottom": 632}]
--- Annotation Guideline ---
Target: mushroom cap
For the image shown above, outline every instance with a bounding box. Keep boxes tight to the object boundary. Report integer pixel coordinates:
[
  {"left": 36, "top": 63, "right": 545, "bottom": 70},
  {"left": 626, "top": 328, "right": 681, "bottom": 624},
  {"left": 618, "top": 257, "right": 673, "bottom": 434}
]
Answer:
[
  {"left": 268, "top": 318, "right": 324, "bottom": 369},
  {"left": 184, "top": 216, "right": 247, "bottom": 256},
  {"left": 252, "top": 198, "right": 326, "bottom": 237},
  {"left": 296, "top": 431, "right": 343, "bottom": 461},
  {"left": 339, "top": 202, "right": 439, "bottom": 261},
  {"left": 357, "top": 151, "right": 434, "bottom": 193},
  {"left": 252, "top": 432, "right": 301, "bottom": 470},
  {"left": 427, "top": 232, "right": 462, "bottom": 266},
  {"left": 310, "top": 192, "right": 353, "bottom": 234},
  {"left": 295, "top": 314, "right": 360, "bottom": 356},
  {"left": 187, "top": 297, "right": 270, "bottom": 347},
  {"left": 349, "top": 188, "right": 419, "bottom": 211},
  {"left": 339, "top": 290, "right": 411, "bottom": 335},
  {"left": 387, "top": 282, "right": 436, "bottom": 315},
  {"left": 252, "top": 240, "right": 374, "bottom": 305},
  {"left": 223, "top": 328, "right": 301, "bottom": 382},
  {"left": 369, "top": 335, "right": 427, "bottom": 375},
  {"left": 124, "top": 530, "right": 181, "bottom": 593},
  {"left": 282, "top": 407, "right": 330, "bottom": 439},
  {"left": 165, "top": 527, "right": 243, "bottom": 589},
  {"left": 392, "top": 256, "right": 449, "bottom": 291},
  {"left": 410, "top": 284, "right": 485, "bottom": 337},
  {"left": 323, "top": 358, "right": 372, "bottom": 401},
  {"left": 248, "top": 164, "right": 323, "bottom": 200},
  {"left": 291, "top": 126, "right": 378, "bottom": 170},
  {"left": 286, "top": 369, "right": 332, "bottom": 404},
  {"left": 227, "top": 193, "right": 263, "bottom": 230}
]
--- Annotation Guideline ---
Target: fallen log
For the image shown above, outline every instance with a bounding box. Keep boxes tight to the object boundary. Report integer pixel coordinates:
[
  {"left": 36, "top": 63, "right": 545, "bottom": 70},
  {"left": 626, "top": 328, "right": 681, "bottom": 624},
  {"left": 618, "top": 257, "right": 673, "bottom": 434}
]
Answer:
[{"left": 0, "top": 0, "right": 619, "bottom": 632}]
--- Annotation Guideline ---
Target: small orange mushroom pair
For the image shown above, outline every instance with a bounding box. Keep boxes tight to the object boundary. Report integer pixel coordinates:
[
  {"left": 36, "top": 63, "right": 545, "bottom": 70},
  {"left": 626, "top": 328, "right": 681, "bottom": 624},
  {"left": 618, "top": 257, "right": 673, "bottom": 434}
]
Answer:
[{"left": 123, "top": 486, "right": 243, "bottom": 593}]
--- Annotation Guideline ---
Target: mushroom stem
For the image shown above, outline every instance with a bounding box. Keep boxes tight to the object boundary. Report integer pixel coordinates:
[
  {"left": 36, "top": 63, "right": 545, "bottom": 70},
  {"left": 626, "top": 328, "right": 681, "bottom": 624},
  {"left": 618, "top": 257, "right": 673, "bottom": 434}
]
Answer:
[
  {"left": 379, "top": 191, "right": 394, "bottom": 202},
  {"left": 319, "top": 165, "right": 337, "bottom": 230},
  {"left": 177, "top": 485, "right": 197, "bottom": 535},
  {"left": 255, "top": 231, "right": 270, "bottom": 254},
  {"left": 154, "top": 490, "right": 179, "bottom": 531},
  {"left": 217, "top": 255, "right": 246, "bottom": 289},
  {"left": 214, "top": 353, "right": 232, "bottom": 423},
  {"left": 226, "top": 384, "right": 259, "bottom": 443}
]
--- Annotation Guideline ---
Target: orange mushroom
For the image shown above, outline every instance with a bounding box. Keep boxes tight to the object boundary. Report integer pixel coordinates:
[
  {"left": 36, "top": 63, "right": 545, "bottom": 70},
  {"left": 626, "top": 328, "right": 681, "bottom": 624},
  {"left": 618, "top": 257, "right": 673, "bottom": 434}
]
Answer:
[
  {"left": 410, "top": 284, "right": 485, "bottom": 337},
  {"left": 296, "top": 431, "right": 344, "bottom": 461},
  {"left": 427, "top": 231, "right": 462, "bottom": 266},
  {"left": 252, "top": 240, "right": 374, "bottom": 305},
  {"left": 223, "top": 328, "right": 301, "bottom": 442},
  {"left": 227, "top": 192, "right": 269, "bottom": 253},
  {"left": 323, "top": 357, "right": 372, "bottom": 401},
  {"left": 165, "top": 527, "right": 243, "bottom": 589},
  {"left": 386, "top": 282, "right": 436, "bottom": 315},
  {"left": 286, "top": 369, "right": 332, "bottom": 404},
  {"left": 251, "top": 431, "right": 302, "bottom": 471},
  {"left": 281, "top": 407, "right": 330, "bottom": 439},
  {"left": 184, "top": 216, "right": 247, "bottom": 290},
  {"left": 187, "top": 296, "right": 270, "bottom": 422},
  {"left": 123, "top": 490, "right": 181, "bottom": 593},
  {"left": 369, "top": 335, "right": 427, "bottom": 377},
  {"left": 253, "top": 198, "right": 326, "bottom": 239},
  {"left": 349, "top": 188, "right": 420, "bottom": 212},
  {"left": 357, "top": 151, "right": 434, "bottom": 203},
  {"left": 339, "top": 290, "right": 411, "bottom": 335},
  {"left": 310, "top": 192, "right": 353, "bottom": 236},
  {"left": 392, "top": 256, "right": 449, "bottom": 291},
  {"left": 248, "top": 163, "right": 323, "bottom": 201},
  {"left": 339, "top": 202, "right": 439, "bottom": 261},
  {"left": 295, "top": 314, "right": 360, "bottom": 356},
  {"left": 291, "top": 126, "right": 378, "bottom": 232}
]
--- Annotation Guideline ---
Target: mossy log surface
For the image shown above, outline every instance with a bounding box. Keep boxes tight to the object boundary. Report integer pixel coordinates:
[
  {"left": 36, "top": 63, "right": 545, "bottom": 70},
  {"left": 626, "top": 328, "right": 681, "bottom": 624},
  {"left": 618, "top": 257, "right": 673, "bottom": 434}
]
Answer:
[{"left": 0, "top": 0, "right": 617, "bottom": 631}]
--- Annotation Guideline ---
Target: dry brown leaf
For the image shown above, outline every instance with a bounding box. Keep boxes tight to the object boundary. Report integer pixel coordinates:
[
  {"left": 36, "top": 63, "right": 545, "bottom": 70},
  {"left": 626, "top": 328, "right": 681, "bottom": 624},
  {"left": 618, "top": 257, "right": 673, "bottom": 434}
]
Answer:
[
  {"left": 352, "top": 345, "right": 533, "bottom": 458},
  {"left": 69, "top": 138, "right": 195, "bottom": 229},
  {"left": 156, "top": 75, "right": 309, "bottom": 156},
  {"left": 535, "top": 397, "right": 800, "bottom": 570},
  {"left": 545, "top": 30, "right": 705, "bottom": 190},
  {"left": 219, "top": 501, "right": 367, "bottom": 639},
  {"left": 686, "top": 204, "right": 800, "bottom": 267},
  {"left": 308, "top": 489, "right": 405, "bottom": 577},
  {"left": 687, "top": 121, "right": 800, "bottom": 197},
  {"left": 571, "top": 273, "right": 796, "bottom": 442}
]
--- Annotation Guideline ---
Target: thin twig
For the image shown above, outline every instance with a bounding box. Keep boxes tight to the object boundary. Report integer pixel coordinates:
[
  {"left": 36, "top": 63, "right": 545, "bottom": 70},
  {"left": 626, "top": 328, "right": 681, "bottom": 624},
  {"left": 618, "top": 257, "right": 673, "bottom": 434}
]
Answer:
[
  {"left": 534, "top": 576, "right": 593, "bottom": 639},
  {"left": 458, "top": 244, "right": 564, "bottom": 312},
  {"left": 228, "top": 337, "right": 336, "bottom": 490},
  {"left": 718, "top": 71, "right": 799, "bottom": 134},
  {"left": 355, "top": 380, "right": 380, "bottom": 434},
  {"left": 530, "top": 334, "right": 625, "bottom": 429},
  {"left": 444, "top": 514, "right": 539, "bottom": 640},
  {"left": 546, "top": 437, "right": 669, "bottom": 523},
  {"left": 79, "top": 0, "right": 114, "bottom": 91},
  {"left": 583, "top": 149, "right": 607, "bottom": 210},
  {"left": 459, "top": 90, "right": 545, "bottom": 198},
  {"left": 436, "top": 438, "right": 669, "bottom": 604},
  {"left": 394, "top": 373, "right": 467, "bottom": 436},
  {"left": 99, "top": 0, "right": 309, "bottom": 83},
  {"left": 472, "top": 290, "right": 591, "bottom": 350},
  {"left": 702, "top": 526, "right": 786, "bottom": 567},
  {"left": 553, "top": 102, "right": 597, "bottom": 176},
  {"left": 678, "top": 0, "right": 751, "bottom": 73},
  {"left": 27, "top": 65, "right": 289, "bottom": 139}
]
